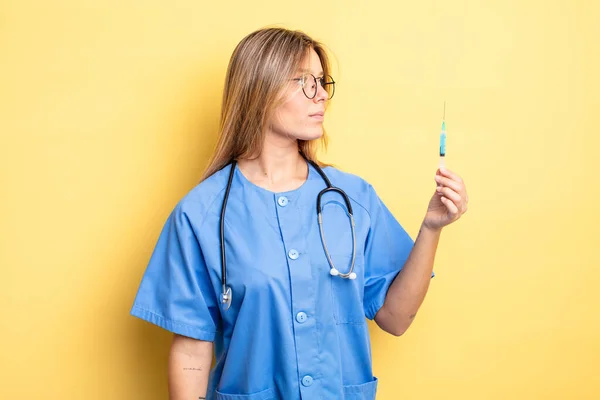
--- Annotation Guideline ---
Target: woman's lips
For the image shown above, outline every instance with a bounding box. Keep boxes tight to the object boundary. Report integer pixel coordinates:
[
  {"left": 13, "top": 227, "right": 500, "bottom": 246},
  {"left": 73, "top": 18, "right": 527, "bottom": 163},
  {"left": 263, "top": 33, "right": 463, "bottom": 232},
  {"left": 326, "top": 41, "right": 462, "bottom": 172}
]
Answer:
[{"left": 310, "top": 112, "right": 324, "bottom": 121}]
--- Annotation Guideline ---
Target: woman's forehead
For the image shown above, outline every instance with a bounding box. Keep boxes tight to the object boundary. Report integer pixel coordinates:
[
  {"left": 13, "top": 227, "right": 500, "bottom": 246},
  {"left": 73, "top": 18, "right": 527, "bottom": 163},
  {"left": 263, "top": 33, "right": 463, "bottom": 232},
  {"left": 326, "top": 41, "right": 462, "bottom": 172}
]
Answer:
[{"left": 296, "top": 49, "right": 324, "bottom": 75}]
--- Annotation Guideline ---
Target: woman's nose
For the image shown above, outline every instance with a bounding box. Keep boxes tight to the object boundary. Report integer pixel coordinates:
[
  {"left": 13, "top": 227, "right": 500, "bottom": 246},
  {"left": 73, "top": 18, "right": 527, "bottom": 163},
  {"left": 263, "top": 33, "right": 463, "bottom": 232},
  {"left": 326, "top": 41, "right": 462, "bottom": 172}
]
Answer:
[{"left": 313, "top": 82, "right": 328, "bottom": 103}]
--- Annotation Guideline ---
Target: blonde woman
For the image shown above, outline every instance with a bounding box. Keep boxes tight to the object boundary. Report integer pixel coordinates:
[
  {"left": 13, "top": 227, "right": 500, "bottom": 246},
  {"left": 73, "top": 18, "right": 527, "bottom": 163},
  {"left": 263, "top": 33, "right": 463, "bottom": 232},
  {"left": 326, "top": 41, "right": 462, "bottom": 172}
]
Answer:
[{"left": 131, "top": 27, "right": 468, "bottom": 400}]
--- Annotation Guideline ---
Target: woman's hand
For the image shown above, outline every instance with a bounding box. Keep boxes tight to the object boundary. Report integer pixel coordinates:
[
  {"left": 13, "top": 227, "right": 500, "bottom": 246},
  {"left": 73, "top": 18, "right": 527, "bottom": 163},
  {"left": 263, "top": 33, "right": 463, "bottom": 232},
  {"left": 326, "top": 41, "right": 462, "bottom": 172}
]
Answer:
[{"left": 423, "top": 167, "right": 468, "bottom": 231}]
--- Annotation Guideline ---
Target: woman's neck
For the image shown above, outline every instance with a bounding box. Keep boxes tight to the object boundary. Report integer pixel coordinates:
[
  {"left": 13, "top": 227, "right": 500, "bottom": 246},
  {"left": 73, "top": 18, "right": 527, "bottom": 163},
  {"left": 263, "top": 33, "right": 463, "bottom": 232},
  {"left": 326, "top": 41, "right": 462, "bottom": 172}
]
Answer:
[{"left": 237, "top": 141, "right": 308, "bottom": 193}]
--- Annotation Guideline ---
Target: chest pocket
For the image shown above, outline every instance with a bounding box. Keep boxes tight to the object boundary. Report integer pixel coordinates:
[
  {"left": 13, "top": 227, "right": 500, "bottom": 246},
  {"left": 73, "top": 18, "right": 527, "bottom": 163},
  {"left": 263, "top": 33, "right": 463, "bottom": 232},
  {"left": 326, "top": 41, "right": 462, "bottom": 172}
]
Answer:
[
  {"left": 320, "top": 200, "right": 367, "bottom": 325},
  {"left": 329, "top": 254, "right": 366, "bottom": 324}
]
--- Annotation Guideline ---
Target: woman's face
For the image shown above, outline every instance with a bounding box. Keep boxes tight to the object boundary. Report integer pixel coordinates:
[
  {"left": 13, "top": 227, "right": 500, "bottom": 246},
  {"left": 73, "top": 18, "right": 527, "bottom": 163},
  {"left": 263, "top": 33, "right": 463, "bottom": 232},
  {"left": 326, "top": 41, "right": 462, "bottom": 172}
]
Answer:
[{"left": 268, "top": 48, "right": 329, "bottom": 143}]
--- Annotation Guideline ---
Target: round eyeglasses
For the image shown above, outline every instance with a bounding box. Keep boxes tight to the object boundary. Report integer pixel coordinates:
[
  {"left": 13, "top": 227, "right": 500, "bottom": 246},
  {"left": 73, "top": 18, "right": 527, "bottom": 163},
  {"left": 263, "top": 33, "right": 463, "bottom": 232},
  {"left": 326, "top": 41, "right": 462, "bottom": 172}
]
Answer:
[{"left": 293, "top": 74, "right": 336, "bottom": 100}]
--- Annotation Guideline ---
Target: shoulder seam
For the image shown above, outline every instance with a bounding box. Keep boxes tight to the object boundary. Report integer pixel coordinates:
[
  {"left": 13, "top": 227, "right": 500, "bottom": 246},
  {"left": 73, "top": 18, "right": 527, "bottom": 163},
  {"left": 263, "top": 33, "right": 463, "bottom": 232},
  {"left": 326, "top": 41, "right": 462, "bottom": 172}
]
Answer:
[
  {"left": 178, "top": 169, "right": 229, "bottom": 232},
  {"left": 322, "top": 167, "right": 374, "bottom": 223},
  {"left": 198, "top": 186, "right": 227, "bottom": 232},
  {"left": 345, "top": 186, "right": 373, "bottom": 223}
]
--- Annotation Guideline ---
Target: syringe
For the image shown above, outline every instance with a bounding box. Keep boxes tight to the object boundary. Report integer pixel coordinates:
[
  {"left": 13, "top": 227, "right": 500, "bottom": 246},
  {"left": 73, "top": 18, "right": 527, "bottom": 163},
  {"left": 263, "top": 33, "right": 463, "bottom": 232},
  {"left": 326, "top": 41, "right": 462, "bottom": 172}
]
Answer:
[{"left": 439, "top": 102, "right": 447, "bottom": 168}]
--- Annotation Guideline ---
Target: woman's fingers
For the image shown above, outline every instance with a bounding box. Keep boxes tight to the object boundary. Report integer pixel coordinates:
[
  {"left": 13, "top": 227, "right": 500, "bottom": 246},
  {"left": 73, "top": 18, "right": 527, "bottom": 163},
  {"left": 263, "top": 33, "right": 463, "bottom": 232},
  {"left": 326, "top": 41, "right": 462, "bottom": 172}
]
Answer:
[
  {"left": 432, "top": 168, "right": 469, "bottom": 224},
  {"left": 436, "top": 186, "right": 461, "bottom": 203},
  {"left": 438, "top": 167, "right": 463, "bottom": 183},
  {"left": 440, "top": 196, "right": 459, "bottom": 216},
  {"left": 434, "top": 174, "right": 463, "bottom": 193},
  {"left": 436, "top": 185, "right": 468, "bottom": 214},
  {"left": 435, "top": 168, "right": 468, "bottom": 208}
]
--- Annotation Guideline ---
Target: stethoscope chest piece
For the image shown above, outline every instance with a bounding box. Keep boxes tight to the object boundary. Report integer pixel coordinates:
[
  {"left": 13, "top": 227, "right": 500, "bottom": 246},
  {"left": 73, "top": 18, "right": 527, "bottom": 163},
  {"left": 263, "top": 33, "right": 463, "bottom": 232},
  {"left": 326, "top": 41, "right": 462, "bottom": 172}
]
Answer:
[
  {"left": 329, "top": 268, "right": 357, "bottom": 280},
  {"left": 220, "top": 286, "right": 232, "bottom": 310}
]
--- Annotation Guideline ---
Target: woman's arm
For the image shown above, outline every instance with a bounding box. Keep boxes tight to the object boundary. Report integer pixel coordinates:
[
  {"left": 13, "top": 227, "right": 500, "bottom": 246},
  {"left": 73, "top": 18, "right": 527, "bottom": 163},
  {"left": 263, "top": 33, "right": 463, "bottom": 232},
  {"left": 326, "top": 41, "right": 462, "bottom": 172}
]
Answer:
[
  {"left": 168, "top": 334, "right": 213, "bottom": 400},
  {"left": 375, "top": 167, "right": 468, "bottom": 336},
  {"left": 374, "top": 224, "right": 440, "bottom": 336}
]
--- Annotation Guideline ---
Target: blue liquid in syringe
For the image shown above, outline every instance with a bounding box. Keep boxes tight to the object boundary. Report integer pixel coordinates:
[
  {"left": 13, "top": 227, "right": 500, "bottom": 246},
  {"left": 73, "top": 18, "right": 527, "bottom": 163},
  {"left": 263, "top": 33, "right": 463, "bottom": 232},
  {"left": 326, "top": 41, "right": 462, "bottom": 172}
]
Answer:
[{"left": 440, "top": 121, "right": 447, "bottom": 157}]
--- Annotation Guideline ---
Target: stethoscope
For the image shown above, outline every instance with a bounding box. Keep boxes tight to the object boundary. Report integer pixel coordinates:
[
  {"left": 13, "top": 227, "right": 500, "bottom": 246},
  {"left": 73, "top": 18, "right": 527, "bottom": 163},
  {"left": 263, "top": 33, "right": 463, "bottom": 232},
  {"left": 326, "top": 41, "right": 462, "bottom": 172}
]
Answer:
[{"left": 219, "top": 155, "right": 357, "bottom": 310}]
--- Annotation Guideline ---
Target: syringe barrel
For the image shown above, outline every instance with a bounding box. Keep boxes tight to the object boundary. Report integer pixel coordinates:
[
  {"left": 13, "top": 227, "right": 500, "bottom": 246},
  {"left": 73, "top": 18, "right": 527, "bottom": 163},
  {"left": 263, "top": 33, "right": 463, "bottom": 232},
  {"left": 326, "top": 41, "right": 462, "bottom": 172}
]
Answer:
[{"left": 439, "top": 131, "right": 447, "bottom": 156}]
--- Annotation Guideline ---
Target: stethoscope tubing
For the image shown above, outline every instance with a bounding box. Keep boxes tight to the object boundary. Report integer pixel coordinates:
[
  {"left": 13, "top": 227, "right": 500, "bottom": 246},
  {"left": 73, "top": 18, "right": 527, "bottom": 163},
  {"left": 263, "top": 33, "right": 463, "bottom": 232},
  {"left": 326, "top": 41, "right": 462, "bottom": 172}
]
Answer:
[{"left": 219, "top": 156, "right": 357, "bottom": 310}]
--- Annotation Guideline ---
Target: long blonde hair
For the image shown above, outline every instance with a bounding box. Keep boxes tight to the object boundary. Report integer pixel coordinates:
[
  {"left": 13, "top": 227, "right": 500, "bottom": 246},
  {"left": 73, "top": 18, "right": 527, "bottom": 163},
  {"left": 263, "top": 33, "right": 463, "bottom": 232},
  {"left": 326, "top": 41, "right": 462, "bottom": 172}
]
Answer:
[{"left": 200, "top": 27, "right": 332, "bottom": 181}]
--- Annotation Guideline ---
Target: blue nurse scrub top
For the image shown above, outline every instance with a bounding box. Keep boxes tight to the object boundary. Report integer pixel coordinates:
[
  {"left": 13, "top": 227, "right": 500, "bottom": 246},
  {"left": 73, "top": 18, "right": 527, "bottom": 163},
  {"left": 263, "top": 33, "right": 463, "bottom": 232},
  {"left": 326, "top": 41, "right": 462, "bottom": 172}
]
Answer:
[{"left": 130, "top": 162, "right": 432, "bottom": 400}]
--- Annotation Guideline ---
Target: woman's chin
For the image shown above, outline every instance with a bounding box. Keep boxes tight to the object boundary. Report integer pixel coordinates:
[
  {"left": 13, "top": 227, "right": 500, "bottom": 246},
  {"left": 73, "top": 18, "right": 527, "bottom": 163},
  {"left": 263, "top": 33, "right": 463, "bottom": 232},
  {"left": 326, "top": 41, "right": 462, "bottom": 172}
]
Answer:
[{"left": 297, "top": 128, "right": 324, "bottom": 141}]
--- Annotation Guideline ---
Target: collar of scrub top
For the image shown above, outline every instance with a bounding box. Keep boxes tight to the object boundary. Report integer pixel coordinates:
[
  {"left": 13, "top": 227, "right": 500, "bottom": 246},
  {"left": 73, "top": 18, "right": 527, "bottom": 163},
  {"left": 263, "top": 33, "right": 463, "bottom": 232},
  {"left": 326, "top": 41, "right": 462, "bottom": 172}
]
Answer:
[{"left": 219, "top": 153, "right": 357, "bottom": 311}]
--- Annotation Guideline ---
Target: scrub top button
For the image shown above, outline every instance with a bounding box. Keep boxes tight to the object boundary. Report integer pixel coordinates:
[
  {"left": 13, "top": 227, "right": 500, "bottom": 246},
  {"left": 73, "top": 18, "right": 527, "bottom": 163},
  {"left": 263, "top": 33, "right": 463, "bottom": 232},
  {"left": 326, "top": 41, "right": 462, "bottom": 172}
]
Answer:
[
  {"left": 301, "top": 375, "right": 313, "bottom": 387},
  {"left": 277, "top": 196, "right": 289, "bottom": 207},
  {"left": 296, "top": 312, "right": 307, "bottom": 323},
  {"left": 288, "top": 249, "right": 299, "bottom": 260}
]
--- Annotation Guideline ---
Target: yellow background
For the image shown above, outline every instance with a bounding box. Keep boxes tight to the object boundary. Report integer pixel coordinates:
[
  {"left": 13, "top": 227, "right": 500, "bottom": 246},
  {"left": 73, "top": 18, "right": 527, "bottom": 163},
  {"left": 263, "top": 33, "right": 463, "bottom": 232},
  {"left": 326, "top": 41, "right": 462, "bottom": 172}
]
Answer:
[{"left": 1, "top": 0, "right": 598, "bottom": 399}]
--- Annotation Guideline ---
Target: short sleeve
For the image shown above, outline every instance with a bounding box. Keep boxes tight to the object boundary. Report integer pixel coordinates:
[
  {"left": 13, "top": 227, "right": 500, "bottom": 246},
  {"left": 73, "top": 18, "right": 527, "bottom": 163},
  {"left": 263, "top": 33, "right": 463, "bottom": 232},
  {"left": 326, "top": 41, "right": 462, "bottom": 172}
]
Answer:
[
  {"left": 130, "top": 203, "right": 219, "bottom": 341},
  {"left": 363, "top": 186, "right": 435, "bottom": 320}
]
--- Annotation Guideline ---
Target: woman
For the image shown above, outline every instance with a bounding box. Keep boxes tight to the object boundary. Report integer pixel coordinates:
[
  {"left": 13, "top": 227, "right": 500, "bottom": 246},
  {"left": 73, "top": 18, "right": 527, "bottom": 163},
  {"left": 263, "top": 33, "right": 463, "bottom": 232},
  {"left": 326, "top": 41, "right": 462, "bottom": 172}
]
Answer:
[{"left": 131, "top": 27, "right": 468, "bottom": 400}]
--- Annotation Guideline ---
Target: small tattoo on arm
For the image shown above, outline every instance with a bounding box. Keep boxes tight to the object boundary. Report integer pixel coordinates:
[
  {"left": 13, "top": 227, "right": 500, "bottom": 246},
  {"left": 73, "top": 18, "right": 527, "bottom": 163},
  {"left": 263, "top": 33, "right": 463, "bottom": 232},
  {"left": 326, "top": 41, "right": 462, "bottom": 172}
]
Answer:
[
  {"left": 416, "top": 227, "right": 423, "bottom": 240},
  {"left": 183, "top": 367, "right": 203, "bottom": 371}
]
